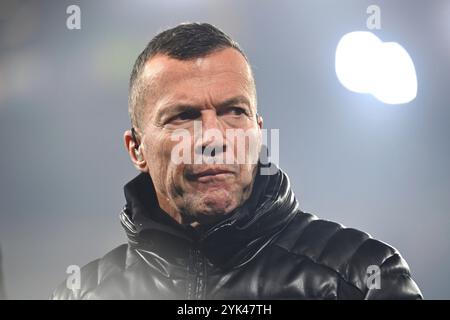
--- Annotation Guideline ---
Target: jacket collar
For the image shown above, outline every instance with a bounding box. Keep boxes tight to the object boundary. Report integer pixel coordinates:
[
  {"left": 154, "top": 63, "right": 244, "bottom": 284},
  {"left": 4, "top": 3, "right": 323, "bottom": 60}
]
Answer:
[{"left": 120, "top": 163, "right": 299, "bottom": 269}]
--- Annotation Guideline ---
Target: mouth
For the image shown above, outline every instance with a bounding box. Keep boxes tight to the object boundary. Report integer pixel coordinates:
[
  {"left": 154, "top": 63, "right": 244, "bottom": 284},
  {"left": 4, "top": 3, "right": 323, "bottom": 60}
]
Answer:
[{"left": 187, "top": 167, "right": 235, "bottom": 183}]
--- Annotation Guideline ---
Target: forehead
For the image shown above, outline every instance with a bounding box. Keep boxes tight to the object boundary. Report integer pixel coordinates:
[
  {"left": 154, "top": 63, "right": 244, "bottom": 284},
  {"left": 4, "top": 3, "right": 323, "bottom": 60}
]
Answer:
[{"left": 140, "top": 48, "right": 254, "bottom": 108}]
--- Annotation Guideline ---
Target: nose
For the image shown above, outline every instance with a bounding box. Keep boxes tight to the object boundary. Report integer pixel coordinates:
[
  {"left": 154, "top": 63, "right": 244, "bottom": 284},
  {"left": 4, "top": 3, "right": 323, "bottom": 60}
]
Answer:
[
  {"left": 201, "top": 110, "right": 222, "bottom": 132},
  {"left": 194, "top": 110, "right": 227, "bottom": 158}
]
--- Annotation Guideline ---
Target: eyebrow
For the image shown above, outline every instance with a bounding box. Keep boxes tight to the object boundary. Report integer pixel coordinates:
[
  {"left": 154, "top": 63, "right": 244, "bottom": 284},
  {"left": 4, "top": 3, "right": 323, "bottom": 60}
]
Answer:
[{"left": 155, "top": 95, "right": 252, "bottom": 123}]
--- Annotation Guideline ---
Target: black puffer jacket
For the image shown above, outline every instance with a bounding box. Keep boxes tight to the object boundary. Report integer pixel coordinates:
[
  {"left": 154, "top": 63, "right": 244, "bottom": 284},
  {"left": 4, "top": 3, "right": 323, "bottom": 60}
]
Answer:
[{"left": 51, "top": 166, "right": 422, "bottom": 299}]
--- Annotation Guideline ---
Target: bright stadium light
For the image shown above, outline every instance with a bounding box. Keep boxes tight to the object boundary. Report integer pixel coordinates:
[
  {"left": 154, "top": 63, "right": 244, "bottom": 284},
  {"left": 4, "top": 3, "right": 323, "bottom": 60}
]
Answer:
[{"left": 335, "top": 31, "right": 417, "bottom": 104}]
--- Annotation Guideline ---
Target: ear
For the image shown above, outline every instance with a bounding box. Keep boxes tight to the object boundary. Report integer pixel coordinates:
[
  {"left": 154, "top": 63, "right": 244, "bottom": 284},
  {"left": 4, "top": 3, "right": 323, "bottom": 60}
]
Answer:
[
  {"left": 124, "top": 130, "right": 148, "bottom": 173},
  {"left": 257, "top": 114, "right": 263, "bottom": 130}
]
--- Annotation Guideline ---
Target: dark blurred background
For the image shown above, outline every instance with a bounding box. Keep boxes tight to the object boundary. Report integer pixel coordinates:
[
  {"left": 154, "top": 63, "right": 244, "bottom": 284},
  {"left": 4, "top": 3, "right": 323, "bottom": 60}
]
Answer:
[{"left": 0, "top": 0, "right": 449, "bottom": 299}]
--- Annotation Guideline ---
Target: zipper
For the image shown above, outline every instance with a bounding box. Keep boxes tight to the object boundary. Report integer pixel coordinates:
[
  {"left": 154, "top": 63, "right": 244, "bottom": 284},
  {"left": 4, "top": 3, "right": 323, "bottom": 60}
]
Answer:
[{"left": 186, "top": 247, "right": 206, "bottom": 300}]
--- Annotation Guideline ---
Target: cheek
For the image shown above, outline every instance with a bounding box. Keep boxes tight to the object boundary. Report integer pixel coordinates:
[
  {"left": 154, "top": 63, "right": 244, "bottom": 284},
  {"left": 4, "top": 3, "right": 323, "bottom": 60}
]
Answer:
[
  {"left": 229, "top": 127, "right": 262, "bottom": 164},
  {"left": 152, "top": 135, "right": 188, "bottom": 194},
  {"left": 143, "top": 135, "right": 176, "bottom": 187},
  {"left": 238, "top": 164, "right": 256, "bottom": 183}
]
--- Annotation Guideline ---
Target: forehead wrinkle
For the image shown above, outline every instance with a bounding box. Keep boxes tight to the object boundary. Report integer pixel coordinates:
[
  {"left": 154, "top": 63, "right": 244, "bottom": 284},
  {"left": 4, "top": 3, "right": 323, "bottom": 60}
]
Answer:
[
  {"left": 137, "top": 51, "right": 257, "bottom": 125},
  {"left": 151, "top": 76, "right": 256, "bottom": 124}
]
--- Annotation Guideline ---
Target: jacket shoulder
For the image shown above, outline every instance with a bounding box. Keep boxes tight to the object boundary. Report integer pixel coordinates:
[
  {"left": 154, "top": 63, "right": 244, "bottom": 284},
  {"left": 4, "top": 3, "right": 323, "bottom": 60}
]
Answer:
[
  {"left": 50, "top": 243, "right": 130, "bottom": 300},
  {"left": 273, "top": 212, "right": 422, "bottom": 299}
]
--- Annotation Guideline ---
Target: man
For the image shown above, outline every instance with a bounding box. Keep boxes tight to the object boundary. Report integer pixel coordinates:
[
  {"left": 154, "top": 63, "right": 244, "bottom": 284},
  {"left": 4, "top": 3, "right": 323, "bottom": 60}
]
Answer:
[{"left": 52, "top": 23, "right": 422, "bottom": 299}]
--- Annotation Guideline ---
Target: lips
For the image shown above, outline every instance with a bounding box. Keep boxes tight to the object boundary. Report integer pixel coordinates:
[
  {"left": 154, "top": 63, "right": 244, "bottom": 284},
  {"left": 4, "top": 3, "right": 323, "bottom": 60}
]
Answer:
[
  {"left": 186, "top": 166, "right": 236, "bottom": 182},
  {"left": 195, "top": 168, "right": 233, "bottom": 178}
]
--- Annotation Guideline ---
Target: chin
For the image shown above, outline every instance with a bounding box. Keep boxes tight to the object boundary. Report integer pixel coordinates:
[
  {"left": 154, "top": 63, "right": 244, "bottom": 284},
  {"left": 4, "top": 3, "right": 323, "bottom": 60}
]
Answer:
[
  {"left": 193, "top": 190, "right": 239, "bottom": 217},
  {"left": 202, "top": 196, "right": 234, "bottom": 215}
]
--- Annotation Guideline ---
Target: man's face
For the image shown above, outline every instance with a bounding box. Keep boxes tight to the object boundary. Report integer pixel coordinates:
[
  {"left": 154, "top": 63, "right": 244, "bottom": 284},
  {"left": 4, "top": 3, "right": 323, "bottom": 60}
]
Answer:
[{"left": 132, "top": 48, "right": 262, "bottom": 224}]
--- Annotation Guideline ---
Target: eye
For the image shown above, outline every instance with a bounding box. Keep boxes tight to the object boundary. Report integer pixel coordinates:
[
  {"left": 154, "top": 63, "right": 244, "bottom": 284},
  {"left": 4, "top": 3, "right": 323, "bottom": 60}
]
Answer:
[
  {"left": 170, "top": 110, "right": 200, "bottom": 123},
  {"left": 224, "top": 106, "right": 247, "bottom": 116}
]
